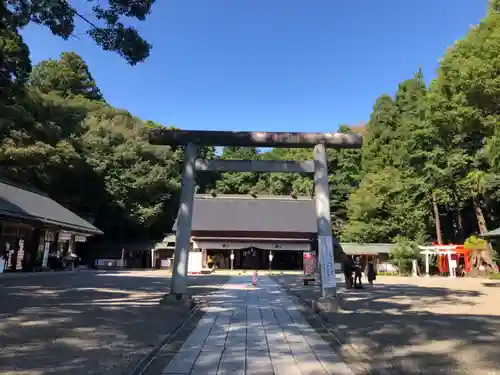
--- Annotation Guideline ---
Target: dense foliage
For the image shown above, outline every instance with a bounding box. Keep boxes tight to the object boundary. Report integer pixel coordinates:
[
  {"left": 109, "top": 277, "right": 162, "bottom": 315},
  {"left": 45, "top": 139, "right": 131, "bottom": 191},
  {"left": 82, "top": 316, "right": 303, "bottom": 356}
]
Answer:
[
  {"left": 0, "top": 52, "right": 184, "bottom": 240},
  {"left": 388, "top": 236, "right": 422, "bottom": 274},
  {"left": 2, "top": 2, "right": 500, "bottom": 269},
  {"left": 1, "top": 0, "right": 155, "bottom": 105},
  {"left": 342, "top": 2, "right": 500, "bottom": 268}
]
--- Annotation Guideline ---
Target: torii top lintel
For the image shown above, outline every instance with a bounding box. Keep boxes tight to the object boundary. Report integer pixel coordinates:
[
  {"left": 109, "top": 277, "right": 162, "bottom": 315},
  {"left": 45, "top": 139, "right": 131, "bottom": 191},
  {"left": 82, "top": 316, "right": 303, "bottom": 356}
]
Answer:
[{"left": 149, "top": 129, "right": 362, "bottom": 149}]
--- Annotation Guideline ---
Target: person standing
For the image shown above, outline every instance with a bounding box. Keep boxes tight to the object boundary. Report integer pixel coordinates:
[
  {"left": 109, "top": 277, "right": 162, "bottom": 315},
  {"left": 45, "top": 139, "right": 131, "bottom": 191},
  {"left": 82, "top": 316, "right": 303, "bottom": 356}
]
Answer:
[
  {"left": 353, "top": 256, "right": 363, "bottom": 287},
  {"left": 366, "top": 259, "right": 377, "bottom": 286},
  {"left": 343, "top": 255, "right": 353, "bottom": 289}
]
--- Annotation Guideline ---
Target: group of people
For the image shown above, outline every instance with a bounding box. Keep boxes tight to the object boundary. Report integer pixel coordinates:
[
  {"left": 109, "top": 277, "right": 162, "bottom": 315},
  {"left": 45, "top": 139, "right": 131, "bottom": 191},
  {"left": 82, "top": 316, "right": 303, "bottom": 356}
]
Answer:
[{"left": 342, "top": 254, "right": 376, "bottom": 289}]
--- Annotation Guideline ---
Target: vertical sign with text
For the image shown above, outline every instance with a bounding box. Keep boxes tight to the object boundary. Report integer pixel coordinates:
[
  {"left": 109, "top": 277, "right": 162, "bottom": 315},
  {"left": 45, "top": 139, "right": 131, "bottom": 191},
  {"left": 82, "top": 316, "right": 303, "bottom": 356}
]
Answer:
[{"left": 318, "top": 236, "right": 336, "bottom": 288}]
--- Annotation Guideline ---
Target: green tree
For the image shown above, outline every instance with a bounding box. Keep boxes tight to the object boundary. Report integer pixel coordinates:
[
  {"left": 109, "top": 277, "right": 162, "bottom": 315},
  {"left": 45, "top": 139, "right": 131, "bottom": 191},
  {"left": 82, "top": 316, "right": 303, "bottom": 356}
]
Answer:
[
  {"left": 344, "top": 73, "right": 431, "bottom": 244},
  {"left": 79, "top": 107, "right": 183, "bottom": 238},
  {"left": 0, "top": 28, "right": 31, "bottom": 103},
  {"left": 343, "top": 168, "right": 427, "bottom": 243},
  {"left": 1, "top": 0, "right": 155, "bottom": 104},
  {"left": 361, "top": 94, "right": 399, "bottom": 173},
  {"left": 260, "top": 148, "right": 314, "bottom": 196},
  {"left": 425, "top": 1, "right": 500, "bottom": 261},
  {"left": 29, "top": 52, "right": 103, "bottom": 100},
  {"left": 327, "top": 125, "right": 362, "bottom": 234},
  {"left": 1, "top": 50, "right": 186, "bottom": 241},
  {"left": 389, "top": 236, "right": 421, "bottom": 274},
  {"left": 214, "top": 147, "right": 265, "bottom": 194},
  {"left": 3, "top": 0, "right": 154, "bottom": 65}
]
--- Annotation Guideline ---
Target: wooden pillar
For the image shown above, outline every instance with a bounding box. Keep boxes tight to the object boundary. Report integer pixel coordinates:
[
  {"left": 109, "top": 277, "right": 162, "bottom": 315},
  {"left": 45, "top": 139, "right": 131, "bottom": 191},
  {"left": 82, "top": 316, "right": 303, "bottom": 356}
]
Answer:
[
  {"left": 236, "top": 249, "right": 241, "bottom": 268},
  {"left": 26, "top": 228, "right": 41, "bottom": 269}
]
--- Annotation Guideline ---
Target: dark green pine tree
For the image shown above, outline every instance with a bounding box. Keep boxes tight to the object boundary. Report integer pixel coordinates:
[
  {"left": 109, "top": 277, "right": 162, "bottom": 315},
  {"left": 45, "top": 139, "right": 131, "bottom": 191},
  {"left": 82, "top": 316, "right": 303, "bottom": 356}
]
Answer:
[{"left": 361, "top": 94, "right": 399, "bottom": 173}]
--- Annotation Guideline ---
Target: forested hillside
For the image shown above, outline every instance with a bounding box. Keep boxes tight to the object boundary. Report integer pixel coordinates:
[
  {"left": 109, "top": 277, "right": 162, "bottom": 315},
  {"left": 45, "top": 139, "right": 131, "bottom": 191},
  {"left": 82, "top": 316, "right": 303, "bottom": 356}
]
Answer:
[
  {"left": 2, "top": 2, "right": 500, "bottom": 256},
  {"left": 343, "top": 1, "right": 500, "bottom": 247}
]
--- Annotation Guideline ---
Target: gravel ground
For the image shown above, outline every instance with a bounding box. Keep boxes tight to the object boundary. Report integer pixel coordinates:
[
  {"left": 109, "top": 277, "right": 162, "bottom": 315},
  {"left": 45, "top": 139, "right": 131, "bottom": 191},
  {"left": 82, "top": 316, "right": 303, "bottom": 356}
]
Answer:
[
  {"left": 0, "top": 270, "right": 229, "bottom": 375},
  {"left": 272, "top": 274, "right": 500, "bottom": 375}
]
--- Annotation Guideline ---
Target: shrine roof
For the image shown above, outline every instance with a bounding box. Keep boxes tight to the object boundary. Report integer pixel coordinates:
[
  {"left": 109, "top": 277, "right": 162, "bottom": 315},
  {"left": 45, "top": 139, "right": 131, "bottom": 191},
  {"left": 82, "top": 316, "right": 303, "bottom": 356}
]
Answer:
[{"left": 173, "top": 194, "right": 316, "bottom": 234}]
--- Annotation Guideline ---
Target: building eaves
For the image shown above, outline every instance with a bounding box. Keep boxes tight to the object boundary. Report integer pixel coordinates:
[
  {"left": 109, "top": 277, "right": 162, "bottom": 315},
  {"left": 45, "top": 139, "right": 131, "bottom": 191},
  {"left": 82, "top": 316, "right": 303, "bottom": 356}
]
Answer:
[{"left": 0, "top": 179, "right": 103, "bottom": 235}]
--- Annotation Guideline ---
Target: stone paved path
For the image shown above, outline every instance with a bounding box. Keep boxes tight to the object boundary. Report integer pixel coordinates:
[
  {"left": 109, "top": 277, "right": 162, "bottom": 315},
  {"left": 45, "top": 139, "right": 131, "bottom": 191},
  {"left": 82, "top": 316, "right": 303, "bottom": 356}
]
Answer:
[{"left": 161, "top": 275, "right": 353, "bottom": 375}]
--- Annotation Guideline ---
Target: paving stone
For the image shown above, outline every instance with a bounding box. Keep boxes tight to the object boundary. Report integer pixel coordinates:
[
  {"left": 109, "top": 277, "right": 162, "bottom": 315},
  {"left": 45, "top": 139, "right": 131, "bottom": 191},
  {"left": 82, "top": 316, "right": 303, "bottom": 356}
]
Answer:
[
  {"left": 273, "top": 357, "right": 302, "bottom": 375},
  {"left": 246, "top": 342, "right": 268, "bottom": 352},
  {"left": 293, "top": 352, "right": 329, "bottom": 375},
  {"left": 226, "top": 332, "right": 246, "bottom": 340},
  {"left": 246, "top": 349, "right": 273, "bottom": 375},
  {"left": 162, "top": 348, "right": 200, "bottom": 374},
  {"left": 314, "top": 349, "right": 356, "bottom": 375},
  {"left": 269, "top": 347, "right": 293, "bottom": 361},
  {"left": 285, "top": 329, "right": 310, "bottom": 344},
  {"left": 203, "top": 339, "right": 227, "bottom": 350},
  {"left": 160, "top": 275, "right": 353, "bottom": 375},
  {"left": 179, "top": 328, "right": 211, "bottom": 351},
  {"left": 191, "top": 348, "right": 224, "bottom": 375},
  {"left": 217, "top": 348, "right": 246, "bottom": 375},
  {"left": 268, "top": 342, "right": 292, "bottom": 354}
]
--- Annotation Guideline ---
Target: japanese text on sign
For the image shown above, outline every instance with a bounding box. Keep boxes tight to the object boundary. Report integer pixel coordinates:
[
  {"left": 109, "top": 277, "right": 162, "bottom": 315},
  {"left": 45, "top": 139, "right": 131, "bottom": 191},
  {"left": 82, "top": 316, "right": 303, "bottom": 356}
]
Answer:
[{"left": 318, "top": 236, "right": 336, "bottom": 288}]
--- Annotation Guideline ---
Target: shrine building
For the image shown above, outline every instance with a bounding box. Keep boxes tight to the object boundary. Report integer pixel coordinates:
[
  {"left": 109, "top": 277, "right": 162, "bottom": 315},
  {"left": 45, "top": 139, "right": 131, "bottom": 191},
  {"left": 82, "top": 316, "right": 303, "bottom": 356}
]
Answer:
[{"left": 150, "top": 194, "right": 396, "bottom": 271}]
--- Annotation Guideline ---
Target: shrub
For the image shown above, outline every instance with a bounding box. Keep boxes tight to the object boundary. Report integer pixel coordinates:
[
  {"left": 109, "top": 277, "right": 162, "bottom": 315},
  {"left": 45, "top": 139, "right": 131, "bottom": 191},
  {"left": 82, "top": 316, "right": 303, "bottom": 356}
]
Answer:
[{"left": 389, "top": 236, "right": 421, "bottom": 274}]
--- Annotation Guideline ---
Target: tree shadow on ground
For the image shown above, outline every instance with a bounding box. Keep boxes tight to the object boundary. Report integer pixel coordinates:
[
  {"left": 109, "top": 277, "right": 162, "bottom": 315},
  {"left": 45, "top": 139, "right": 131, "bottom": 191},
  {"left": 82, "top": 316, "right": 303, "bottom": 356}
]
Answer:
[
  {"left": 276, "top": 275, "right": 500, "bottom": 375},
  {"left": 0, "top": 271, "right": 229, "bottom": 375}
]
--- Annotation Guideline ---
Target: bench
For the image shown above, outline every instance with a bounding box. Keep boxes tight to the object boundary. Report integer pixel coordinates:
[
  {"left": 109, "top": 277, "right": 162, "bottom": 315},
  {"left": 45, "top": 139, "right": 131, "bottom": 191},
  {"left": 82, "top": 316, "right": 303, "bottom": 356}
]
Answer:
[{"left": 302, "top": 276, "right": 315, "bottom": 285}]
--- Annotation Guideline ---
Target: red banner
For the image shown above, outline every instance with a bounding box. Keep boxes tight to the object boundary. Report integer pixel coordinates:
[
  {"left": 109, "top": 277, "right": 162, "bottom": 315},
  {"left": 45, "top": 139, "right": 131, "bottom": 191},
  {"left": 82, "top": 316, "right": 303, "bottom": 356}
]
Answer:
[{"left": 303, "top": 252, "right": 315, "bottom": 275}]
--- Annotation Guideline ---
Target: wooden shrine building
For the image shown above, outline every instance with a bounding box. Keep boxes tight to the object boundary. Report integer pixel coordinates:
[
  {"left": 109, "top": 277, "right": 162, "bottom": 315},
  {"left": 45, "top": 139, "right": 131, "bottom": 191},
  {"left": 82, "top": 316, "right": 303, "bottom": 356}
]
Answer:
[
  {"left": 173, "top": 194, "right": 316, "bottom": 270},
  {"left": 0, "top": 179, "right": 102, "bottom": 272}
]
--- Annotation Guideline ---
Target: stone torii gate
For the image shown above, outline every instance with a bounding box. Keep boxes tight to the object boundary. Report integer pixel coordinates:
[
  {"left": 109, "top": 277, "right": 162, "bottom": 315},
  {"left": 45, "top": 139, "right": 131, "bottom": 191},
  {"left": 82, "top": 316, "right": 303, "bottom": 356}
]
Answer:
[{"left": 149, "top": 129, "right": 362, "bottom": 305}]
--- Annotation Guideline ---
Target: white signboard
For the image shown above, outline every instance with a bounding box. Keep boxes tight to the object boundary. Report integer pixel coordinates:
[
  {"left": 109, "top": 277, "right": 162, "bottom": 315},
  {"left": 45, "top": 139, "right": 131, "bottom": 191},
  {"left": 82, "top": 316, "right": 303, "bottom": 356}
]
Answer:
[
  {"left": 59, "top": 231, "right": 72, "bottom": 241},
  {"left": 75, "top": 235, "right": 87, "bottom": 243},
  {"left": 16, "top": 239, "right": 25, "bottom": 270},
  {"left": 42, "top": 242, "right": 51, "bottom": 268},
  {"left": 318, "top": 236, "right": 336, "bottom": 288},
  {"left": 187, "top": 252, "right": 202, "bottom": 274}
]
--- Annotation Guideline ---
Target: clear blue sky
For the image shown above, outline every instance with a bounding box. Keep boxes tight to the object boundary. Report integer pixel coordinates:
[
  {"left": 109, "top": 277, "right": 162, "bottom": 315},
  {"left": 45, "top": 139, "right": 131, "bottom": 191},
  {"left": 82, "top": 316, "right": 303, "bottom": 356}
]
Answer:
[{"left": 21, "top": 0, "right": 489, "bottom": 132}]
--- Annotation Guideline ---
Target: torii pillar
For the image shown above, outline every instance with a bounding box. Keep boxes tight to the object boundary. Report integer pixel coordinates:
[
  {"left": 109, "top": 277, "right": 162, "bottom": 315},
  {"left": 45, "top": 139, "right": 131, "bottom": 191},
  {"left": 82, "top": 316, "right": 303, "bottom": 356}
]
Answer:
[
  {"left": 314, "top": 143, "right": 337, "bottom": 298},
  {"left": 169, "top": 142, "right": 197, "bottom": 296}
]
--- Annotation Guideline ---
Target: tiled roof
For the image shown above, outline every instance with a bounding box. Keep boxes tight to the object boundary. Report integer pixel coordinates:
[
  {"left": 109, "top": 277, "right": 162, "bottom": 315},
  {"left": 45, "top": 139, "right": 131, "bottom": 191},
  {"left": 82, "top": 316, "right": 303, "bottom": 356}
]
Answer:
[
  {"left": 0, "top": 179, "right": 102, "bottom": 235},
  {"left": 174, "top": 195, "right": 316, "bottom": 234}
]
